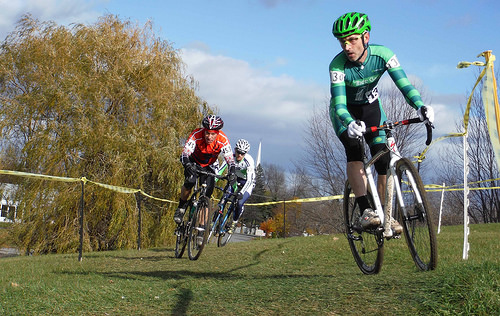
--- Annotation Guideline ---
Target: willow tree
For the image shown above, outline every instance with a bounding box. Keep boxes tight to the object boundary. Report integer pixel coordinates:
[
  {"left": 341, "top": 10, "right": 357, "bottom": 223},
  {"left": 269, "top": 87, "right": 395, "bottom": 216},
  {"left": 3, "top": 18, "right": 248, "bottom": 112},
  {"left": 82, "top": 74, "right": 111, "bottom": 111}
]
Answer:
[{"left": 0, "top": 14, "right": 210, "bottom": 254}]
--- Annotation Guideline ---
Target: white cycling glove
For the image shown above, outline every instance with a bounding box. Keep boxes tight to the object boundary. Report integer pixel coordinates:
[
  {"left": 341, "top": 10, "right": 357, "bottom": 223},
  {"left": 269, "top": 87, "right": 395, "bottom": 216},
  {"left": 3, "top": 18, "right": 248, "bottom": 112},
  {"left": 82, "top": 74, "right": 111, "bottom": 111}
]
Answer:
[
  {"left": 347, "top": 120, "right": 366, "bottom": 138},
  {"left": 417, "top": 106, "right": 435, "bottom": 124}
]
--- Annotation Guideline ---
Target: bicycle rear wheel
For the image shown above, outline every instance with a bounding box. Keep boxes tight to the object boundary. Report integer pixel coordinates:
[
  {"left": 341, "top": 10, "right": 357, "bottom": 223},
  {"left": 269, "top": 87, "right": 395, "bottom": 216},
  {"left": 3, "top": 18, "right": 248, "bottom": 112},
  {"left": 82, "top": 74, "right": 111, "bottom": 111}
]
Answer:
[
  {"left": 187, "top": 196, "right": 211, "bottom": 260},
  {"left": 395, "top": 158, "right": 438, "bottom": 271},
  {"left": 343, "top": 181, "right": 384, "bottom": 274}
]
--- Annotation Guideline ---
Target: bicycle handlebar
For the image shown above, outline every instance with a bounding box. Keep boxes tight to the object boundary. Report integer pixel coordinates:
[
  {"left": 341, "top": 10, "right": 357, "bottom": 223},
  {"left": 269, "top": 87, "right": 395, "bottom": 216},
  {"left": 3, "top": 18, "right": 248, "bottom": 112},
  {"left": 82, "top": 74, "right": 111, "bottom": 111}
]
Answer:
[
  {"left": 196, "top": 168, "right": 226, "bottom": 180},
  {"left": 365, "top": 117, "right": 433, "bottom": 146},
  {"left": 195, "top": 166, "right": 246, "bottom": 180}
]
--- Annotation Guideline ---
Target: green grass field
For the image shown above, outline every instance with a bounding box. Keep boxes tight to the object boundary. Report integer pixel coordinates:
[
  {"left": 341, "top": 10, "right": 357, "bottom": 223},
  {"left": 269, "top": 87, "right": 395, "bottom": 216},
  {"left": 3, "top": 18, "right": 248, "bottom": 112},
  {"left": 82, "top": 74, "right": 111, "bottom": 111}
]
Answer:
[{"left": 0, "top": 223, "right": 498, "bottom": 315}]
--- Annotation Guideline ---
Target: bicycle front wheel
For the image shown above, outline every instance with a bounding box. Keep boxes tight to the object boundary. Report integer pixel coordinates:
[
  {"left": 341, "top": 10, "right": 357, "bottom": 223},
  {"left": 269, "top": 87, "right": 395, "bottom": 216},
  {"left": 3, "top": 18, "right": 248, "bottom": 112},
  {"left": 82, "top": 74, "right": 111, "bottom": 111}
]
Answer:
[
  {"left": 217, "top": 200, "right": 235, "bottom": 247},
  {"left": 207, "top": 208, "right": 221, "bottom": 244},
  {"left": 174, "top": 221, "right": 187, "bottom": 258},
  {"left": 174, "top": 202, "right": 191, "bottom": 259},
  {"left": 395, "top": 158, "right": 438, "bottom": 271},
  {"left": 343, "top": 181, "right": 384, "bottom": 275},
  {"left": 217, "top": 217, "right": 233, "bottom": 247},
  {"left": 187, "top": 196, "right": 211, "bottom": 260}
]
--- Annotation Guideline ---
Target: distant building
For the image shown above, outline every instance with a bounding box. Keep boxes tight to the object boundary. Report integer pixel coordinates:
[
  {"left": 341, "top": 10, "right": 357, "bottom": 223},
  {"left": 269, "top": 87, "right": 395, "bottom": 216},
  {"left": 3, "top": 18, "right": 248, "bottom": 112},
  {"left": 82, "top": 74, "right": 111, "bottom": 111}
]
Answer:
[
  {"left": 0, "top": 201, "right": 16, "bottom": 222},
  {"left": 0, "top": 184, "right": 18, "bottom": 223}
]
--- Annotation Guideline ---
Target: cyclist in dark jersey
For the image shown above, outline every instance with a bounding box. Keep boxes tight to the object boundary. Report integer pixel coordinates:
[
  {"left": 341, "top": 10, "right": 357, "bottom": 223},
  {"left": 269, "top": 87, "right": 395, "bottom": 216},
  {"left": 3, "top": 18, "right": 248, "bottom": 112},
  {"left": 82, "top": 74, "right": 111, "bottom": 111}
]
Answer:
[{"left": 329, "top": 12, "right": 435, "bottom": 232}]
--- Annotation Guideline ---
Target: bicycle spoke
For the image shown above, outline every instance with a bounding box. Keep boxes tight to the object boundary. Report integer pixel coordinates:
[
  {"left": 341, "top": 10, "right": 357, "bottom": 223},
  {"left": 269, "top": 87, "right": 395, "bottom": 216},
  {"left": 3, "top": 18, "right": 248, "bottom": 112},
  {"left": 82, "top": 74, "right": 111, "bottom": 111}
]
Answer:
[
  {"left": 396, "top": 158, "right": 437, "bottom": 271},
  {"left": 343, "top": 181, "right": 384, "bottom": 274},
  {"left": 188, "top": 197, "right": 210, "bottom": 260},
  {"left": 174, "top": 221, "right": 187, "bottom": 258}
]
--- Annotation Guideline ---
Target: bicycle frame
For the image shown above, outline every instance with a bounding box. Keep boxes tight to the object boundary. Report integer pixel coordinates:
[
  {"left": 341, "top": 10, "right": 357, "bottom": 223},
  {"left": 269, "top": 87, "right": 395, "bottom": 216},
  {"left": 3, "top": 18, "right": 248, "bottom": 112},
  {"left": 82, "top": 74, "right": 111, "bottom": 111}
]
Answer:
[
  {"left": 344, "top": 117, "right": 436, "bottom": 274},
  {"left": 362, "top": 127, "right": 423, "bottom": 238},
  {"left": 208, "top": 180, "right": 242, "bottom": 244},
  {"left": 175, "top": 168, "right": 221, "bottom": 260}
]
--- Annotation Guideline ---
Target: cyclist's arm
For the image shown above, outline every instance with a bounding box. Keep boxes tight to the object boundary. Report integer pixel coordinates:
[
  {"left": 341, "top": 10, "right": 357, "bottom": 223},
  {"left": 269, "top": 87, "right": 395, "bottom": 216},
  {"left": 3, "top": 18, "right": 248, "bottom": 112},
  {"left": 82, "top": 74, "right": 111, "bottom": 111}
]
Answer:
[
  {"left": 239, "top": 154, "right": 256, "bottom": 195},
  {"left": 219, "top": 138, "right": 235, "bottom": 168},
  {"left": 180, "top": 129, "right": 198, "bottom": 165},
  {"left": 214, "top": 159, "right": 228, "bottom": 183},
  {"left": 386, "top": 55, "right": 425, "bottom": 110},
  {"left": 216, "top": 159, "right": 228, "bottom": 175},
  {"left": 329, "top": 58, "right": 354, "bottom": 130}
]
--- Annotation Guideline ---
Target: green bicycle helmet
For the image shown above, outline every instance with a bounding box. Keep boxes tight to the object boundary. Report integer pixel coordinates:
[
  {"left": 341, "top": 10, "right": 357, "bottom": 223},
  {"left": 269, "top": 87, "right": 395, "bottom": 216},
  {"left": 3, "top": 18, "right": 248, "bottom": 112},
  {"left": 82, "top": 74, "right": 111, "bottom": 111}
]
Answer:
[{"left": 332, "top": 12, "right": 371, "bottom": 38}]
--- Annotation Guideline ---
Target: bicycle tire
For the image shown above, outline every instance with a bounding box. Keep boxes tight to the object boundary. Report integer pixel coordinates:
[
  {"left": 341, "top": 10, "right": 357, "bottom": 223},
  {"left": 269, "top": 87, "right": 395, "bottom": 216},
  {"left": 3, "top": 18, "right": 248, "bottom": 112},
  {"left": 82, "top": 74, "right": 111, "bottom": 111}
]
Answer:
[
  {"left": 174, "top": 221, "right": 187, "bottom": 258},
  {"left": 217, "top": 199, "right": 235, "bottom": 247},
  {"left": 174, "top": 202, "right": 191, "bottom": 259},
  {"left": 395, "top": 158, "right": 438, "bottom": 271},
  {"left": 187, "top": 196, "right": 211, "bottom": 260},
  {"left": 217, "top": 217, "right": 233, "bottom": 247},
  {"left": 343, "top": 180, "right": 384, "bottom": 274},
  {"left": 207, "top": 208, "right": 221, "bottom": 244}
]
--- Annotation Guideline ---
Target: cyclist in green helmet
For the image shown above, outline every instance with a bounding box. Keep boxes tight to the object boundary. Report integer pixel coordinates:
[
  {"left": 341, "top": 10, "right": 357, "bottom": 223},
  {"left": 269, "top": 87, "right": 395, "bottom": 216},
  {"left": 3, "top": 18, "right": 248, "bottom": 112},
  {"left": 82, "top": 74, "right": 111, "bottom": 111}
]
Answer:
[{"left": 329, "top": 12, "right": 435, "bottom": 233}]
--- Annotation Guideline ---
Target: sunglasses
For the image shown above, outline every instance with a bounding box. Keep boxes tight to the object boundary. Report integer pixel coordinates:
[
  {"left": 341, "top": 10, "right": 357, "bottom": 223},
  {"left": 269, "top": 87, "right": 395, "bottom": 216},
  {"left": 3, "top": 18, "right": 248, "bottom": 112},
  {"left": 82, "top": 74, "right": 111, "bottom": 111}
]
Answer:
[{"left": 235, "top": 149, "right": 246, "bottom": 155}]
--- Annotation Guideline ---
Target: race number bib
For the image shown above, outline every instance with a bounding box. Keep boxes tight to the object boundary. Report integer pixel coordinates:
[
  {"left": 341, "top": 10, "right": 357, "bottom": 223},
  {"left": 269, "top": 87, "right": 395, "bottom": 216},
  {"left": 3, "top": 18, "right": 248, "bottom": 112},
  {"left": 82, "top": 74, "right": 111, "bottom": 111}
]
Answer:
[
  {"left": 330, "top": 71, "right": 345, "bottom": 84},
  {"left": 386, "top": 55, "right": 400, "bottom": 69},
  {"left": 355, "top": 86, "right": 379, "bottom": 103},
  {"left": 365, "top": 87, "right": 379, "bottom": 103}
]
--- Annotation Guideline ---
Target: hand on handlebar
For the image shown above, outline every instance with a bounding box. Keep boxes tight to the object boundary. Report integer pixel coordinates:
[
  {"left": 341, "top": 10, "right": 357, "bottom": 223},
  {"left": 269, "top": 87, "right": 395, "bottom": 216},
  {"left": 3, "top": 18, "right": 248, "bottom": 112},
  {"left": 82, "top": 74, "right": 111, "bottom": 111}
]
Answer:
[
  {"left": 417, "top": 106, "right": 435, "bottom": 126},
  {"left": 347, "top": 120, "right": 366, "bottom": 138},
  {"left": 228, "top": 172, "right": 237, "bottom": 186},
  {"left": 185, "top": 162, "right": 198, "bottom": 174}
]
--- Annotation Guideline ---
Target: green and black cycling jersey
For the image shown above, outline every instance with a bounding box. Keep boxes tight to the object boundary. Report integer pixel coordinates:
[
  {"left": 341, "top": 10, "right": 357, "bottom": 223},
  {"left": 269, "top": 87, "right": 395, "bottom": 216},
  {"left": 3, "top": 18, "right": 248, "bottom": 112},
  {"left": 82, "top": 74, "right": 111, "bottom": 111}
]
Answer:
[{"left": 329, "top": 44, "right": 424, "bottom": 136}]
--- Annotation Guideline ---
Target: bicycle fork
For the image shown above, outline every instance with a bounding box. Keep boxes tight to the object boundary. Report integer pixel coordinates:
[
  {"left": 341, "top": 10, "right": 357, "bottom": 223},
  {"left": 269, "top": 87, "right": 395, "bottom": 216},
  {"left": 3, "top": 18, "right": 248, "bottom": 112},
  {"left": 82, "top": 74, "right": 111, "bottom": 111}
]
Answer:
[
  {"left": 383, "top": 171, "right": 396, "bottom": 238},
  {"left": 393, "top": 165, "right": 425, "bottom": 219}
]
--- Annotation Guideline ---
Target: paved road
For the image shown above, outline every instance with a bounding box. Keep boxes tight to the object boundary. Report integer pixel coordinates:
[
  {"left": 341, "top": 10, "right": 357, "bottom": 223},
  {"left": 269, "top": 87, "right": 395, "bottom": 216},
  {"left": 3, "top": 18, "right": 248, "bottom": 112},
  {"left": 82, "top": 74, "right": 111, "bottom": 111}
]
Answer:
[
  {"left": 0, "top": 247, "right": 19, "bottom": 258},
  {"left": 0, "top": 233, "right": 260, "bottom": 258},
  {"left": 229, "top": 233, "right": 258, "bottom": 243},
  {"left": 206, "top": 232, "right": 259, "bottom": 246}
]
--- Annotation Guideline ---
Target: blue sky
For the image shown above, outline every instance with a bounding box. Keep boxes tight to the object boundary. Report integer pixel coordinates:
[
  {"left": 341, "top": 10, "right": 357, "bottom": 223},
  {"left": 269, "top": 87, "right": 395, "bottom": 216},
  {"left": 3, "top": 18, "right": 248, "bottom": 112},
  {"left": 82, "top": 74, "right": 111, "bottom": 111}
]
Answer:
[{"left": 1, "top": 0, "right": 499, "bottom": 170}]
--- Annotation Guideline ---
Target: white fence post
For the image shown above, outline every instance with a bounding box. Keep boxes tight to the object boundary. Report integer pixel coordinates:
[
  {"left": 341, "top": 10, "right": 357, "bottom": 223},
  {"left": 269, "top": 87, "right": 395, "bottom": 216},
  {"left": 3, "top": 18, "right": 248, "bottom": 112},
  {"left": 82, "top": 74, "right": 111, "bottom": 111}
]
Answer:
[{"left": 438, "top": 182, "right": 445, "bottom": 234}]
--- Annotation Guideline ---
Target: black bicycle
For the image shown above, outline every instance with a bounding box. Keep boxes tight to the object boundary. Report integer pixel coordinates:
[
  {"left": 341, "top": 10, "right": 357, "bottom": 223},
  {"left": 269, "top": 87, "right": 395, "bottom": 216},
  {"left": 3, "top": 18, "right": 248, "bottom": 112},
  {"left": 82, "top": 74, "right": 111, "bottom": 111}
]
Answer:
[
  {"left": 174, "top": 169, "right": 220, "bottom": 260},
  {"left": 343, "top": 117, "right": 438, "bottom": 274},
  {"left": 207, "top": 175, "right": 244, "bottom": 247}
]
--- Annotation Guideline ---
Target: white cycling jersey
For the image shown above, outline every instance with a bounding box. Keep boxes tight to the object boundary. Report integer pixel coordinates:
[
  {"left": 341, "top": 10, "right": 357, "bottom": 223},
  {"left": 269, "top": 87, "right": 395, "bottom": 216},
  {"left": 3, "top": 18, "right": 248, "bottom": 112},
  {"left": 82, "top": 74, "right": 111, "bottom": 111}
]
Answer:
[{"left": 216, "top": 153, "right": 256, "bottom": 196}]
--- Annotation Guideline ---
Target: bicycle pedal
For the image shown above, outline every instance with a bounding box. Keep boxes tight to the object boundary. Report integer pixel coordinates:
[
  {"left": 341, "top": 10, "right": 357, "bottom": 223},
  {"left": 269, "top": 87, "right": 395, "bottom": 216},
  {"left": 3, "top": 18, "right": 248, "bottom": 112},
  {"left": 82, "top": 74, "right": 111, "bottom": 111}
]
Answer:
[{"left": 384, "top": 231, "right": 402, "bottom": 240}]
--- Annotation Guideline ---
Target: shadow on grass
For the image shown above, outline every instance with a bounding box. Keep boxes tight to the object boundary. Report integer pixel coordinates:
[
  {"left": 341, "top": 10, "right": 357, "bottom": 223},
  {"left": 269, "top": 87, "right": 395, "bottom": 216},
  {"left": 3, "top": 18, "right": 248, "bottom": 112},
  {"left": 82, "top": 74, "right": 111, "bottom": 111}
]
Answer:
[
  {"left": 60, "top": 241, "right": 335, "bottom": 281},
  {"left": 80, "top": 247, "right": 175, "bottom": 262},
  {"left": 171, "top": 288, "right": 192, "bottom": 316}
]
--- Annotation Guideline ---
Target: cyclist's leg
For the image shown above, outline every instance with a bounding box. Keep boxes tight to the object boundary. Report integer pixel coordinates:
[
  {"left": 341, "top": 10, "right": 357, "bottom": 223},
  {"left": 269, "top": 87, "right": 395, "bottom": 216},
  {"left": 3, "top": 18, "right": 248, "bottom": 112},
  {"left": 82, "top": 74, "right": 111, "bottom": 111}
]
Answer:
[
  {"left": 233, "top": 192, "right": 249, "bottom": 221},
  {"left": 345, "top": 101, "right": 387, "bottom": 228},
  {"left": 199, "top": 167, "right": 216, "bottom": 228},
  {"left": 339, "top": 132, "right": 366, "bottom": 197},
  {"left": 174, "top": 169, "right": 196, "bottom": 223},
  {"left": 229, "top": 192, "right": 250, "bottom": 234}
]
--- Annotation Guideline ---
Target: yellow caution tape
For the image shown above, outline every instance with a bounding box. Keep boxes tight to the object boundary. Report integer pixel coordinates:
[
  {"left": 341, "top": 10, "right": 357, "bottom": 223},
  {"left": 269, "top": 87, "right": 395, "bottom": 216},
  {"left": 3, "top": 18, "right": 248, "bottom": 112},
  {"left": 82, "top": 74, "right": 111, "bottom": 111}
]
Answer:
[
  {"left": 416, "top": 50, "right": 495, "bottom": 162},
  {"left": 0, "top": 169, "right": 177, "bottom": 204},
  {"left": 0, "top": 169, "right": 81, "bottom": 183},
  {"left": 1, "top": 169, "right": 498, "bottom": 207}
]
